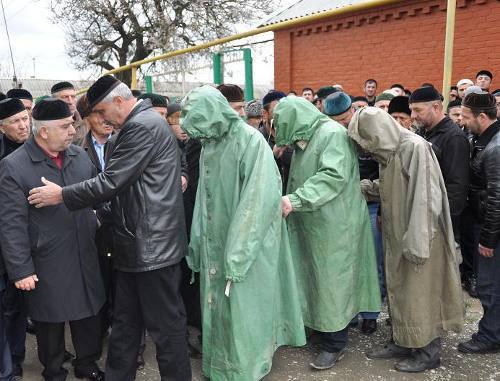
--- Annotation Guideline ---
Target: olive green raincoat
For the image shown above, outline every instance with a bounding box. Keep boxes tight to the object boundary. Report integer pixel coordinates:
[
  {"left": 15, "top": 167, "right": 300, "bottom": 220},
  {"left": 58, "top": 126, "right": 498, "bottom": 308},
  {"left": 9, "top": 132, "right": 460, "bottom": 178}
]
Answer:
[
  {"left": 273, "top": 96, "right": 381, "bottom": 333},
  {"left": 348, "top": 107, "right": 463, "bottom": 348},
  {"left": 181, "top": 86, "right": 305, "bottom": 381}
]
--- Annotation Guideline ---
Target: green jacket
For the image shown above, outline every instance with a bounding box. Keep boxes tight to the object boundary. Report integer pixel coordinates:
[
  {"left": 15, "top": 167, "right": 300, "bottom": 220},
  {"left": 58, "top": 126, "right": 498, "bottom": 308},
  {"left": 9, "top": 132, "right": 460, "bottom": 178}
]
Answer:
[
  {"left": 348, "top": 107, "right": 463, "bottom": 347},
  {"left": 181, "top": 86, "right": 305, "bottom": 381},
  {"left": 274, "top": 96, "right": 381, "bottom": 332}
]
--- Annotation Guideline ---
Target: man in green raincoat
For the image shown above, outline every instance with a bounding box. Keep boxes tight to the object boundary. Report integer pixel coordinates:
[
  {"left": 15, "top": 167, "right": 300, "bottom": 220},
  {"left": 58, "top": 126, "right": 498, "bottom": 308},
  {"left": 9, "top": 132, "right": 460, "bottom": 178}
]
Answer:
[
  {"left": 348, "top": 107, "right": 463, "bottom": 373},
  {"left": 181, "top": 86, "right": 305, "bottom": 381},
  {"left": 274, "top": 96, "right": 381, "bottom": 370}
]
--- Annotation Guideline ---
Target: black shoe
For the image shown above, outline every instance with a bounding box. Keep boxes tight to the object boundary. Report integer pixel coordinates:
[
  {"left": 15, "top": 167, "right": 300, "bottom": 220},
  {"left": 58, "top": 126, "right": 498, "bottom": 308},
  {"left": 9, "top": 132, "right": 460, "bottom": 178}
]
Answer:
[
  {"left": 458, "top": 337, "right": 500, "bottom": 354},
  {"left": 137, "top": 353, "right": 145, "bottom": 370},
  {"left": 74, "top": 369, "right": 105, "bottom": 381},
  {"left": 12, "top": 363, "right": 23, "bottom": 380},
  {"left": 394, "top": 357, "right": 440, "bottom": 373},
  {"left": 26, "top": 317, "right": 36, "bottom": 335},
  {"left": 367, "top": 343, "right": 412, "bottom": 359},
  {"left": 361, "top": 319, "right": 377, "bottom": 335},
  {"left": 64, "top": 350, "right": 75, "bottom": 363},
  {"left": 467, "top": 276, "right": 478, "bottom": 298},
  {"left": 310, "top": 349, "right": 345, "bottom": 370}
]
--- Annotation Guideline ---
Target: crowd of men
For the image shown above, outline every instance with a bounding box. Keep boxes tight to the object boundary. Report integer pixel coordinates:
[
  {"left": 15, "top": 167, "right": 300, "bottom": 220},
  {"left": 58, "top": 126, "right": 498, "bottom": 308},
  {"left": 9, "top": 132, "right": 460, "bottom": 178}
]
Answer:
[{"left": 0, "top": 67, "right": 498, "bottom": 381}]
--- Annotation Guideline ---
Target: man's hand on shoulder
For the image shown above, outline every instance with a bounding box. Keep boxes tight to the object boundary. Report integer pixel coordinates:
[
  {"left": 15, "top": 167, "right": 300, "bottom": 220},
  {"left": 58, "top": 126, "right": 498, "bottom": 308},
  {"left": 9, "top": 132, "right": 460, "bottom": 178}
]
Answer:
[{"left": 28, "top": 177, "right": 63, "bottom": 208}]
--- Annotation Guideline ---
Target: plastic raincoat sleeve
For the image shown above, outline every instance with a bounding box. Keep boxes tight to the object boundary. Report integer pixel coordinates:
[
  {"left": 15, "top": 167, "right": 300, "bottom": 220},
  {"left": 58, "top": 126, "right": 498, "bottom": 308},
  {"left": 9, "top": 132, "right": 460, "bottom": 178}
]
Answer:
[
  {"left": 224, "top": 135, "right": 281, "bottom": 283},
  {"left": 288, "top": 130, "right": 350, "bottom": 212},
  {"left": 0, "top": 162, "right": 36, "bottom": 282},
  {"left": 401, "top": 143, "right": 440, "bottom": 265},
  {"left": 187, "top": 175, "right": 202, "bottom": 273}
]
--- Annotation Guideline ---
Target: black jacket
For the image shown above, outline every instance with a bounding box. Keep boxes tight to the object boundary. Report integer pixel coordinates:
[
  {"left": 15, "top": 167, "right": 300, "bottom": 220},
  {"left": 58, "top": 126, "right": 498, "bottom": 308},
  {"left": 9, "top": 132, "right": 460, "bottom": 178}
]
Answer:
[
  {"left": 81, "top": 131, "right": 116, "bottom": 257},
  {"left": 418, "top": 117, "right": 470, "bottom": 239},
  {"left": 0, "top": 135, "right": 24, "bottom": 277},
  {"left": 62, "top": 100, "right": 187, "bottom": 272},
  {"left": 0, "top": 138, "right": 105, "bottom": 322},
  {"left": 469, "top": 120, "right": 500, "bottom": 248},
  {"left": 258, "top": 122, "right": 293, "bottom": 193}
]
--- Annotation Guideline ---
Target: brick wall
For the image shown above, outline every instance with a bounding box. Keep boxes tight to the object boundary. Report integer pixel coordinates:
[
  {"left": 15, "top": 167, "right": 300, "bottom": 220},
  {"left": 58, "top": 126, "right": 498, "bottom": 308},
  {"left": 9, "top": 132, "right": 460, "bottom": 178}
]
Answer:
[{"left": 273, "top": 0, "right": 500, "bottom": 95}]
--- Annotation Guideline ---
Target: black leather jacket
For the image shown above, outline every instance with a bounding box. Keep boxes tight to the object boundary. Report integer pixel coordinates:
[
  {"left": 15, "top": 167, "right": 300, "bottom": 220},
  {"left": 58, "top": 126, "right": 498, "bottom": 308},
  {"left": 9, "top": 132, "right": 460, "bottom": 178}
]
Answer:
[
  {"left": 469, "top": 120, "right": 500, "bottom": 249},
  {"left": 63, "top": 100, "right": 187, "bottom": 272}
]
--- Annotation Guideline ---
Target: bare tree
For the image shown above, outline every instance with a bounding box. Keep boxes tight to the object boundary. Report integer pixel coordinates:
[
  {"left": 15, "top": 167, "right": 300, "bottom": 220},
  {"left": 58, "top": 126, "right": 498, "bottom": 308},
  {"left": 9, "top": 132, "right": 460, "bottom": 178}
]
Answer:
[{"left": 50, "top": 0, "right": 276, "bottom": 85}]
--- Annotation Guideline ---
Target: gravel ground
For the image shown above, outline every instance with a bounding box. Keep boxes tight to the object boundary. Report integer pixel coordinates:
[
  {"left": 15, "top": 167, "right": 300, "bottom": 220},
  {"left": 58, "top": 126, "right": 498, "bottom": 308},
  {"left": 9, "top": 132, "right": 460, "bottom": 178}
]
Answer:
[{"left": 22, "top": 292, "right": 499, "bottom": 380}]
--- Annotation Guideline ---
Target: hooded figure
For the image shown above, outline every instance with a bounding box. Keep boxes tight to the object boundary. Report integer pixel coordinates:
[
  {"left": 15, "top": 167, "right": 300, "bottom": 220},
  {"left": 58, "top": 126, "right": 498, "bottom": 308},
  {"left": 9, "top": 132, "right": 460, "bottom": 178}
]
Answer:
[
  {"left": 181, "top": 86, "right": 305, "bottom": 381},
  {"left": 348, "top": 107, "right": 463, "bottom": 373},
  {"left": 274, "top": 96, "right": 381, "bottom": 369}
]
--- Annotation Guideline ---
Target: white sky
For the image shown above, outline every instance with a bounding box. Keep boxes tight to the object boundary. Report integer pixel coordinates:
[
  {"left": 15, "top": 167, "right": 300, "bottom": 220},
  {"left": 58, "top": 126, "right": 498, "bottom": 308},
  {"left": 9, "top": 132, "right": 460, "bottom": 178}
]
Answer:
[{"left": 0, "top": 0, "right": 297, "bottom": 84}]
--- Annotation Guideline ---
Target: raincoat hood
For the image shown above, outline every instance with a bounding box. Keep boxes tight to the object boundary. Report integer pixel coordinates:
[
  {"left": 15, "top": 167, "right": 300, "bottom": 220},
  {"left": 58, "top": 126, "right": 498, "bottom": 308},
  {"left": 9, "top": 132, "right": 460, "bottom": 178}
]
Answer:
[
  {"left": 180, "top": 85, "right": 242, "bottom": 140},
  {"left": 348, "top": 107, "right": 402, "bottom": 165},
  {"left": 274, "top": 95, "right": 331, "bottom": 146}
]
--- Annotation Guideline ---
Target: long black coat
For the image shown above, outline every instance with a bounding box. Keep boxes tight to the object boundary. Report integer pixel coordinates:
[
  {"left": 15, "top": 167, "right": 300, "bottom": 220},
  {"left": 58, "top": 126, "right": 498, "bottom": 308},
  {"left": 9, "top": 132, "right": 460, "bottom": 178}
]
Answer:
[
  {"left": 0, "top": 137, "right": 105, "bottom": 323},
  {"left": 418, "top": 117, "right": 470, "bottom": 239}
]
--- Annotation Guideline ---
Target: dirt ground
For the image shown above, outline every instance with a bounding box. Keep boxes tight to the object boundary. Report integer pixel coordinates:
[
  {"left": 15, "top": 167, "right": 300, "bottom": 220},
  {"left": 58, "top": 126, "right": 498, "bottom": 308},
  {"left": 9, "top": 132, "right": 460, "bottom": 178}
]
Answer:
[{"left": 22, "top": 292, "right": 499, "bottom": 380}]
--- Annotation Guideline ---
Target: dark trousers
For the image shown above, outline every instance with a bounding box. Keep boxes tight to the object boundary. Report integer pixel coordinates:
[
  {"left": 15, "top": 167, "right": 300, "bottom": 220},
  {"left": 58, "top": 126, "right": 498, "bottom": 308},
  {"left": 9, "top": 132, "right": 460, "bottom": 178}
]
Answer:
[
  {"left": 0, "top": 279, "right": 12, "bottom": 380},
  {"left": 34, "top": 314, "right": 102, "bottom": 381},
  {"left": 180, "top": 258, "right": 202, "bottom": 330},
  {"left": 105, "top": 264, "right": 191, "bottom": 381},
  {"left": 321, "top": 327, "right": 348, "bottom": 353},
  {"left": 98, "top": 254, "right": 115, "bottom": 336},
  {"left": 3, "top": 281, "right": 26, "bottom": 367},
  {"left": 459, "top": 207, "right": 479, "bottom": 280},
  {"left": 476, "top": 241, "right": 500, "bottom": 344}
]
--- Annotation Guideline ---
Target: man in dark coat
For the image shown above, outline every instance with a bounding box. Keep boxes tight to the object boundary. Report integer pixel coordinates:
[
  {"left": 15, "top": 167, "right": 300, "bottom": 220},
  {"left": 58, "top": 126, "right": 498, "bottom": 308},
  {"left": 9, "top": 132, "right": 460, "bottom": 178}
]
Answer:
[
  {"left": 410, "top": 86, "right": 470, "bottom": 241},
  {"left": 27, "top": 76, "right": 191, "bottom": 381},
  {"left": 76, "top": 95, "right": 116, "bottom": 337},
  {"left": 0, "top": 98, "right": 31, "bottom": 380},
  {"left": 0, "top": 99, "right": 105, "bottom": 381},
  {"left": 458, "top": 92, "right": 500, "bottom": 354}
]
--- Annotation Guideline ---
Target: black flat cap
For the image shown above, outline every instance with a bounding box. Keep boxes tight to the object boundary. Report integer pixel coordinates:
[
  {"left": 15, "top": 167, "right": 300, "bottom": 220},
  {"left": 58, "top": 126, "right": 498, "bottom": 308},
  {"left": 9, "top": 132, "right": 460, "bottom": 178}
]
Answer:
[
  {"left": 447, "top": 99, "right": 462, "bottom": 111},
  {"left": 32, "top": 98, "right": 72, "bottom": 121},
  {"left": 409, "top": 86, "right": 442, "bottom": 103},
  {"left": 6, "top": 88, "right": 33, "bottom": 101},
  {"left": 51, "top": 81, "right": 75, "bottom": 94},
  {"left": 87, "top": 75, "right": 121, "bottom": 109},
  {"left": 262, "top": 90, "right": 286, "bottom": 106},
  {"left": 388, "top": 96, "right": 411, "bottom": 116},
  {"left": 476, "top": 70, "right": 493, "bottom": 80},
  {"left": 138, "top": 93, "right": 168, "bottom": 108},
  {"left": 0, "top": 92, "right": 6, "bottom": 101},
  {"left": 217, "top": 84, "right": 244, "bottom": 103},
  {"left": 316, "top": 86, "right": 338, "bottom": 100},
  {"left": 0, "top": 98, "right": 26, "bottom": 120}
]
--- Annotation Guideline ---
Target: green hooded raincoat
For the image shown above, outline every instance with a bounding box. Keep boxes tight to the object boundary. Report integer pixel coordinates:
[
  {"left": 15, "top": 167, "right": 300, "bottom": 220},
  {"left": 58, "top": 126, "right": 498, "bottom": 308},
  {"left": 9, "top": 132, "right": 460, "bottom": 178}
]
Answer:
[
  {"left": 348, "top": 107, "right": 463, "bottom": 348},
  {"left": 181, "top": 86, "right": 305, "bottom": 381},
  {"left": 273, "top": 96, "right": 381, "bottom": 333}
]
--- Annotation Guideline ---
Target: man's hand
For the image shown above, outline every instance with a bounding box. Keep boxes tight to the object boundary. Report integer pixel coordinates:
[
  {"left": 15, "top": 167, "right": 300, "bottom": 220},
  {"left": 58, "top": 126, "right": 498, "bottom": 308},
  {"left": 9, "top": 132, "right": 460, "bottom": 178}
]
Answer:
[
  {"left": 181, "top": 176, "right": 188, "bottom": 193},
  {"left": 273, "top": 145, "right": 285, "bottom": 159},
  {"left": 479, "top": 244, "right": 494, "bottom": 258},
  {"left": 15, "top": 274, "right": 39, "bottom": 291},
  {"left": 281, "top": 196, "right": 293, "bottom": 218},
  {"left": 28, "top": 177, "right": 63, "bottom": 208}
]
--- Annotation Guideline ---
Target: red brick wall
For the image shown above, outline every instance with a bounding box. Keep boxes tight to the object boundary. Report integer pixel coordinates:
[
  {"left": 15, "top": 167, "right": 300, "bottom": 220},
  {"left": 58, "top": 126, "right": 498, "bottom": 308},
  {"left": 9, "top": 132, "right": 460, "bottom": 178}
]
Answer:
[{"left": 274, "top": 0, "right": 500, "bottom": 95}]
